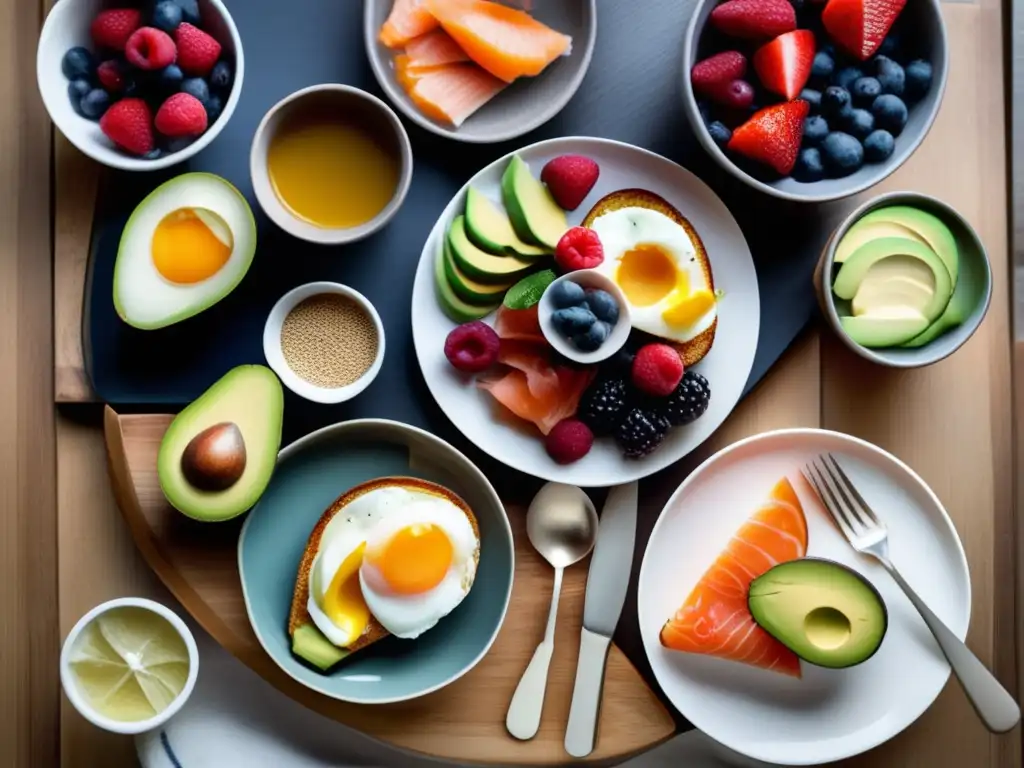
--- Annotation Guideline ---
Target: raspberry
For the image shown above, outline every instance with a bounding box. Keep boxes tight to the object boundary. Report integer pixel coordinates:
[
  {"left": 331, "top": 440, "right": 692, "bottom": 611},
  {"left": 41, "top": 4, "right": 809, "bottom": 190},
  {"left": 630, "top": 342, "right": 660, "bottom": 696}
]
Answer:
[
  {"left": 175, "top": 23, "right": 222, "bottom": 76},
  {"left": 155, "top": 93, "right": 208, "bottom": 138},
  {"left": 125, "top": 27, "right": 177, "bottom": 71},
  {"left": 91, "top": 9, "right": 142, "bottom": 52},
  {"left": 444, "top": 321, "right": 500, "bottom": 373},
  {"left": 631, "top": 344, "right": 684, "bottom": 397},
  {"left": 100, "top": 98, "right": 155, "bottom": 156},
  {"left": 96, "top": 60, "right": 126, "bottom": 93},
  {"left": 545, "top": 419, "right": 594, "bottom": 464},
  {"left": 555, "top": 227, "right": 604, "bottom": 272},
  {"left": 540, "top": 155, "right": 600, "bottom": 211}
]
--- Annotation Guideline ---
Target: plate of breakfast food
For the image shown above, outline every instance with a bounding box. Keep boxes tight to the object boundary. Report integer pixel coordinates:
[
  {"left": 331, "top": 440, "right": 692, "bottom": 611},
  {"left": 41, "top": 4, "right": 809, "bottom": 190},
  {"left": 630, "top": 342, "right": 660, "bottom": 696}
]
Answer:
[
  {"left": 638, "top": 428, "right": 970, "bottom": 765},
  {"left": 410, "top": 136, "right": 759, "bottom": 487},
  {"left": 238, "top": 419, "right": 514, "bottom": 704}
]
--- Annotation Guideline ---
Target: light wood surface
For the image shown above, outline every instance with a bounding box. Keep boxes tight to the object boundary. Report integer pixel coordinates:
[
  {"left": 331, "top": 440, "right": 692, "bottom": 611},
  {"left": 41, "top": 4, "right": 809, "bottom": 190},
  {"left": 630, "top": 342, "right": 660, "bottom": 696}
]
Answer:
[{"left": 39, "top": 1, "right": 1022, "bottom": 768}]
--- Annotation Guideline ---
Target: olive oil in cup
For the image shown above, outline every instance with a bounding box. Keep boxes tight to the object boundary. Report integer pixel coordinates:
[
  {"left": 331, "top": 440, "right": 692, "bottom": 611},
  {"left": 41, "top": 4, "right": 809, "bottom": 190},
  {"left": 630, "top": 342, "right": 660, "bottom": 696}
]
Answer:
[{"left": 250, "top": 84, "right": 413, "bottom": 245}]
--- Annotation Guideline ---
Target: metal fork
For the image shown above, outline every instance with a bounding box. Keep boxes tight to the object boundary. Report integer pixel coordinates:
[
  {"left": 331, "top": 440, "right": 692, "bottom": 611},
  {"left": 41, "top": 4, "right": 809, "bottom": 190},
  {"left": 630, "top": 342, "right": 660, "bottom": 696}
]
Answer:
[{"left": 802, "top": 453, "right": 1020, "bottom": 734}]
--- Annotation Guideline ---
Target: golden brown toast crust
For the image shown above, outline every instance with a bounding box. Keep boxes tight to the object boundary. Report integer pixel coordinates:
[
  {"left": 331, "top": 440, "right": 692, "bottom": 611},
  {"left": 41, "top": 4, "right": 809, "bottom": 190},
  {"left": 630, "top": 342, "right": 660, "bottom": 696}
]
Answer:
[
  {"left": 287, "top": 476, "right": 479, "bottom": 655},
  {"left": 582, "top": 189, "right": 717, "bottom": 367}
]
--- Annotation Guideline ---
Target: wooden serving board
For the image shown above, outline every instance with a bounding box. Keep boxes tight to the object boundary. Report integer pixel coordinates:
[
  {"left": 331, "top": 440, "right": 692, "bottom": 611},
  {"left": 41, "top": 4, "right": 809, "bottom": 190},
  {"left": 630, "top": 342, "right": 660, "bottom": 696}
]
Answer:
[{"left": 102, "top": 407, "right": 675, "bottom": 765}]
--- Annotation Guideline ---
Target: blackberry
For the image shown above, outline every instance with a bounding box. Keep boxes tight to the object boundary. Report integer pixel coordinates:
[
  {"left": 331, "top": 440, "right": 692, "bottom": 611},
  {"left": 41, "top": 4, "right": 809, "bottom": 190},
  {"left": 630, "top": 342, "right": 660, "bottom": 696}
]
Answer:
[
  {"left": 616, "top": 408, "right": 671, "bottom": 459},
  {"left": 658, "top": 371, "right": 711, "bottom": 426},
  {"left": 578, "top": 378, "right": 629, "bottom": 436}
]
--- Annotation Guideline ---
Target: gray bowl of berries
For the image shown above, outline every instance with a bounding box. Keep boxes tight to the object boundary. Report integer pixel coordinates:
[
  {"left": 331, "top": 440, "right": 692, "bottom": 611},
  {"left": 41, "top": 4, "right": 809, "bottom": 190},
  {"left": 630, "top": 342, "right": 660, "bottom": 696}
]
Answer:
[
  {"left": 683, "top": 0, "right": 948, "bottom": 201},
  {"left": 38, "top": 0, "right": 242, "bottom": 171}
]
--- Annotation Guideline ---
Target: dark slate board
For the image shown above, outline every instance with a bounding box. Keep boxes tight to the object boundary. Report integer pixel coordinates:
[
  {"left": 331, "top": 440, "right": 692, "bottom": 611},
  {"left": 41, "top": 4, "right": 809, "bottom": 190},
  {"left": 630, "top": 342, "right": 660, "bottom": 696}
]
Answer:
[{"left": 84, "top": 0, "right": 854, "bottom": 729}]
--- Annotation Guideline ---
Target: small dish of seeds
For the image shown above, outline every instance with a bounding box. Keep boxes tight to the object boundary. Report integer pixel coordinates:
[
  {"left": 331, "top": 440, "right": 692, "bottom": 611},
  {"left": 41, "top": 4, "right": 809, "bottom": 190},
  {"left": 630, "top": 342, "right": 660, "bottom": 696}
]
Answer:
[{"left": 263, "top": 281, "right": 385, "bottom": 404}]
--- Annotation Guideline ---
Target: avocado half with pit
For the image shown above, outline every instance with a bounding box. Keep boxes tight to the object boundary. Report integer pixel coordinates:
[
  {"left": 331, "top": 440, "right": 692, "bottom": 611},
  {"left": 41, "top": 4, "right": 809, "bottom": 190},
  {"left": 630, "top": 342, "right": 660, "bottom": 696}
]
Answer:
[
  {"left": 748, "top": 558, "right": 888, "bottom": 669},
  {"left": 157, "top": 365, "right": 284, "bottom": 522}
]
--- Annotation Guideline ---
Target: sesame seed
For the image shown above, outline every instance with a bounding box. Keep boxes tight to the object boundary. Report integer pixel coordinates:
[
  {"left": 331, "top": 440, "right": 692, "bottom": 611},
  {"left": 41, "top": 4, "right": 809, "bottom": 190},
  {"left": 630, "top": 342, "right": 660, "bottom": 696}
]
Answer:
[{"left": 280, "top": 293, "right": 378, "bottom": 389}]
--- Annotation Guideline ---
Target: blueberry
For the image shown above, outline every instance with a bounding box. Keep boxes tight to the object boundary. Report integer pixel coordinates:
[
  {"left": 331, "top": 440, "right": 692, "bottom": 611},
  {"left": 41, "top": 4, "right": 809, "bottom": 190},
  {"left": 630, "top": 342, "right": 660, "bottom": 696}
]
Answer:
[
  {"left": 181, "top": 77, "right": 209, "bottom": 103},
  {"left": 205, "top": 94, "right": 223, "bottom": 123},
  {"left": 904, "top": 59, "right": 933, "bottom": 103},
  {"left": 800, "top": 88, "right": 822, "bottom": 113},
  {"left": 209, "top": 61, "right": 234, "bottom": 93},
  {"left": 810, "top": 51, "right": 835, "bottom": 86},
  {"left": 585, "top": 289, "right": 620, "bottom": 325},
  {"left": 863, "top": 129, "right": 896, "bottom": 162},
  {"left": 122, "top": 75, "right": 140, "bottom": 98},
  {"left": 834, "top": 66, "right": 863, "bottom": 91},
  {"left": 151, "top": 0, "right": 183, "bottom": 32},
  {"left": 171, "top": 0, "right": 201, "bottom": 25},
  {"left": 142, "top": 148, "right": 164, "bottom": 160},
  {"left": 802, "top": 115, "right": 829, "bottom": 146},
  {"left": 548, "top": 280, "right": 587, "bottom": 309},
  {"left": 822, "top": 86, "right": 851, "bottom": 117},
  {"left": 820, "top": 132, "right": 864, "bottom": 177},
  {"left": 874, "top": 56, "right": 905, "bottom": 96},
  {"left": 850, "top": 76, "right": 881, "bottom": 107},
  {"left": 876, "top": 33, "right": 902, "bottom": 60},
  {"left": 792, "top": 147, "right": 825, "bottom": 182},
  {"left": 841, "top": 107, "right": 875, "bottom": 139},
  {"left": 871, "top": 94, "right": 908, "bottom": 136},
  {"left": 159, "top": 64, "right": 184, "bottom": 90},
  {"left": 573, "top": 322, "right": 610, "bottom": 352},
  {"left": 552, "top": 306, "right": 597, "bottom": 336},
  {"left": 67, "top": 78, "right": 92, "bottom": 109},
  {"left": 79, "top": 89, "right": 111, "bottom": 120},
  {"left": 62, "top": 47, "right": 95, "bottom": 81},
  {"left": 707, "top": 120, "right": 732, "bottom": 147},
  {"left": 163, "top": 136, "right": 197, "bottom": 154}
]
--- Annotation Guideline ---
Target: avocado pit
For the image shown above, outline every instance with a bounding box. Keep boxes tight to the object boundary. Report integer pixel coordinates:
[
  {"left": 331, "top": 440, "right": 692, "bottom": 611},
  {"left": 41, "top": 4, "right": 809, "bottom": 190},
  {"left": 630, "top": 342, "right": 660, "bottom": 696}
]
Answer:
[{"left": 181, "top": 422, "right": 246, "bottom": 491}]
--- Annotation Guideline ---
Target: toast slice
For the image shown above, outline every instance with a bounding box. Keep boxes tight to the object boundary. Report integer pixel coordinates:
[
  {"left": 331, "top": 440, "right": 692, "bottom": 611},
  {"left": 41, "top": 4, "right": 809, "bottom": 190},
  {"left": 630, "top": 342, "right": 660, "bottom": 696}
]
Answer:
[
  {"left": 288, "top": 476, "right": 480, "bottom": 671},
  {"left": 582, "top": 189, "right": 717, "bottom": 367}
]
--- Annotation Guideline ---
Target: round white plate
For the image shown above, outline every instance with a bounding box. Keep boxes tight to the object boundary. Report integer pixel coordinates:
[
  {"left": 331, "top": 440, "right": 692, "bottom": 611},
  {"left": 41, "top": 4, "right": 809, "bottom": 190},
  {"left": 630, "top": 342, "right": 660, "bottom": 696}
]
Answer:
[
  {"left": 410, "top": 137, "right": 759, "bottom": 487},
  {"left": 638, "top": 429, "right": 971, "bottom": 765}
]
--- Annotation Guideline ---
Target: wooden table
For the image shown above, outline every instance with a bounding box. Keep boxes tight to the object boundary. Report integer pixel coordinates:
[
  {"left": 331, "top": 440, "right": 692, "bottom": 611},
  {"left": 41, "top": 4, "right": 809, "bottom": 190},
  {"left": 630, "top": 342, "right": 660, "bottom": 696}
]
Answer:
[{"left": 2, "top": 0, "right": 1022, "bottom": 764}]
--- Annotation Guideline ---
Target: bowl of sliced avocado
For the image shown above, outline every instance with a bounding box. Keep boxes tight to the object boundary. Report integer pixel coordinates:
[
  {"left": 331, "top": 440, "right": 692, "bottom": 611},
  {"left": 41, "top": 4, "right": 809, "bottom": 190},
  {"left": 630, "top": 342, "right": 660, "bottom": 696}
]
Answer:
[{"left": 814, "top": 191, "right": 992, "bottom": 368}]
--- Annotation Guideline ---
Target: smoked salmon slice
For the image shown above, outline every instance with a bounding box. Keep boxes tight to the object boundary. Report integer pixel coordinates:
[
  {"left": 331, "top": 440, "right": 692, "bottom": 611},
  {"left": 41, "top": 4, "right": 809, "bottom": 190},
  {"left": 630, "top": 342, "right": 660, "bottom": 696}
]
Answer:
[
  {"left": 497, "top": 339, "right": 560, "bottom": 400},
  {"left": 405, "top": 29, "right": 471, "bottom": 69},
  {"left": 478, "top": 359, "right": 594, "bottom": 435},
  {"left": 494, "top": 305, "right": 545, "bottom": 343},
  {"left": 402, "top": 62, "right": 505, "bottom": 127},
  {"left": 424, "top": 0, "right": 572, "bottom": 83},
  {"left": 660, "top": 478, "right": 809, "bottom": 678},
  {"left": 380, "top": 0, "right": 440, "bottom": 49}
]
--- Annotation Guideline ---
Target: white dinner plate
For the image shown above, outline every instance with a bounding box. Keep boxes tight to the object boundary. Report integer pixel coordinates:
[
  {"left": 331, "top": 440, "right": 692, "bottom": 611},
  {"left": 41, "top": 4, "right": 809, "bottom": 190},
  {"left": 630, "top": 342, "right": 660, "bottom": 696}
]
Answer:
[
  {"left": 638, "top": 428, "right": 971, "bottom": 765},
  {"left": 410, "top": 137, "right": 759, "bottom": 487}
]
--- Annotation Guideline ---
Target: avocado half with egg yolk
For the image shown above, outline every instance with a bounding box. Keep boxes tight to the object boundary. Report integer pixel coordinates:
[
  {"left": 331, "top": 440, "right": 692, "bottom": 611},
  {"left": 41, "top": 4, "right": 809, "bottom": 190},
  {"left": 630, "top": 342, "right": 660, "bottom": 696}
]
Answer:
[
  {"left": 114, "top": 173, "right": 257, "bottom": 330},
  {"left": 748, "top": 558, "right": 888, "bottom": 669},
  {"left": 157, "top": 365, "right": 284, "bottom": 522}
]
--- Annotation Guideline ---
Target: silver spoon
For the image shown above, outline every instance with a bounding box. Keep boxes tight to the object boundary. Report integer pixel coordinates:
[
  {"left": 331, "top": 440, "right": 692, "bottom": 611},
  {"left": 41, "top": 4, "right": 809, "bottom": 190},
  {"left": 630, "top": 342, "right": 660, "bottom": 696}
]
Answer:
[{"left": 506, "top": 483, "right": 599, "bottom": 741}]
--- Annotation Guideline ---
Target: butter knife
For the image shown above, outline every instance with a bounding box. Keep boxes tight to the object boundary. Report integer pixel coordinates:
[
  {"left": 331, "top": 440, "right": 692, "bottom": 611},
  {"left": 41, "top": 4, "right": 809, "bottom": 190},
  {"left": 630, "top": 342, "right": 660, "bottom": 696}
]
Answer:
[{"left": 564, "top": 481, "right": 638, "bottom": 758}]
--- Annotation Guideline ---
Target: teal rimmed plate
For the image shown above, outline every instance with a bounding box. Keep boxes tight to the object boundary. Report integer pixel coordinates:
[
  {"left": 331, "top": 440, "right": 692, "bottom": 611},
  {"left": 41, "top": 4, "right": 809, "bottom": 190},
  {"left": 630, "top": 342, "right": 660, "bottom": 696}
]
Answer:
[{"left": 238, "top": 419, "right": 514, "bottom": 704}]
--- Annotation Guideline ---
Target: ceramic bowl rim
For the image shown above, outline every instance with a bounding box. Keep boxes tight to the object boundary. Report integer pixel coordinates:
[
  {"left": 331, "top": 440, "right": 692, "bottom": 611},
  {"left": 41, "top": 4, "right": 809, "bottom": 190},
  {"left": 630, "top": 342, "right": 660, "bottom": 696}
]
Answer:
[
  {"left": 249, "top": 83, "right": 413, "bottom": 243},
  {"left": 37, "top": 0, "right": 245, "bottom": 172},
  {"left": 680, "top": 0, "right": 950, "bottom": 203},
  {"left": 59, "top": 597, "right": 200, "bottom": 734},
  {"left": 537, "top": 269, "right": 633, "bottom": 364},
  {"left": 262, "top": 281, "right": 387, "bottom": 404},
  {"left": 816, "top": 190, "right": 993, "bottom": 368},
  {"left": 236, "top": 417, "right": 515, "bottom": 705}
]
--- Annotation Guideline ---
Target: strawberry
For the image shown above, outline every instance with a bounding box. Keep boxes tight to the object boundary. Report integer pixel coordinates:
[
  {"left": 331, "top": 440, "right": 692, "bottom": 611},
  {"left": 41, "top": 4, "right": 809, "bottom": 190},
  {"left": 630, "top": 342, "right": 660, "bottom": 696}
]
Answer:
[
  {"left": 753, "top": 30, "right": 816, "bottom": 100},
  {"left": 100, "top": 99, "right": 154, "bottom": 156},
  {"left": 125, "top": 27, "right": 177, "bottom": 71},
  {"left": 726, "top": 100, "right": 809, "bottom": 175},
  {"left": 175, "top": 22, "right": 222, "bottom": 76},
  {"left": 709, "top": 0, "right": 796, "bottom": 40},
  {"left": 822, "top": 0, "right": 907, "bottom": 60},
  {"left": 540, "top": 155, "right": 600, "bottom": 211},
  {"left": 90, "top": 8, "right": 142, "bottom": 51},
  {"left": 691, "top": 51, "right": 747, "bottom": 98},
  {"left": 155, "top": 93, "right": 208, "bottom": 138}
]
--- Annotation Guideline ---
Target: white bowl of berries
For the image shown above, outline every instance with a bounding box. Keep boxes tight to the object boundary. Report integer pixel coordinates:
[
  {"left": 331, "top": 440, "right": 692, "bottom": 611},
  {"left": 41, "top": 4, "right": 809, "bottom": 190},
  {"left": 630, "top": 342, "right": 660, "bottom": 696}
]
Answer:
[
  {"left": 683, "top": 0, "right": 947, "bottom": 202},
  {"left": 37, "top": 0, "right": 243, "bottom": 171}
]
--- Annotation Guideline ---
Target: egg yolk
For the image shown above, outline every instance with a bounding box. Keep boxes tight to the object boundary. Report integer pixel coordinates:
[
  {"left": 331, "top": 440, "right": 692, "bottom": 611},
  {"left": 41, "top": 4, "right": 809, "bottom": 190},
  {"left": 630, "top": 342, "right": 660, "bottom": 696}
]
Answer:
[
  {"left": 323, "top": 542, "right": 370, "bottom": 641},
  {"left": 662, "top": 289, "right": 716, "bottom": 327},
  {"left": 371, "top": 524, "right": 453, "bottom": 595},
  {"left": 615, "top": 244, "right": 687, "bottom": 306},
  {"left": 151, "top": 208, "right": 232, "bottom": 284}
]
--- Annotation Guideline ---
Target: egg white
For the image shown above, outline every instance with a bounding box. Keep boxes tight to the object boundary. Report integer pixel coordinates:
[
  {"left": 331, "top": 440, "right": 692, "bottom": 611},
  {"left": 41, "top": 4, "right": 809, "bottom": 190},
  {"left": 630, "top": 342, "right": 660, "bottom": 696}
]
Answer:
[
  {"left": 113, "top": 173, "right": 256, "bottom": 330},
  {"left": 590, "top": 206, "right": 717, "bottom": 342}
]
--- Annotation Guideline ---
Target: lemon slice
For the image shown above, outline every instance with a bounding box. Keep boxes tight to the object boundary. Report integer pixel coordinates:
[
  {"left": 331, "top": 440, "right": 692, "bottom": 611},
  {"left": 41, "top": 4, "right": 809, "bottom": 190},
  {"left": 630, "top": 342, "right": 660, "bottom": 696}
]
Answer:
[{"left": 68, "top": 607, "right": 190, "bottom": 722}]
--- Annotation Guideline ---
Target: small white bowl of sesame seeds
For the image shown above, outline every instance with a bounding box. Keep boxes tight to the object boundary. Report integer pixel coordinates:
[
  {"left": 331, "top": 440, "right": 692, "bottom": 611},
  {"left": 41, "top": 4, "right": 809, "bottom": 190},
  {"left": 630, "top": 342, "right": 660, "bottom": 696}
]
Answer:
[{"left": 263, "top": 281, "right": 385, "bottom": 404}]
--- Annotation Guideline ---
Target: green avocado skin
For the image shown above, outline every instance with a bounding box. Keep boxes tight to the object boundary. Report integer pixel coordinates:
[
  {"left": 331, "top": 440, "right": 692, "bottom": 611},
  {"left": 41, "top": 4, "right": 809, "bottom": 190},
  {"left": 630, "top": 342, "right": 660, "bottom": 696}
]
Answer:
[{"left": 747, "top": 558, "right": 888, "bottom": 669}]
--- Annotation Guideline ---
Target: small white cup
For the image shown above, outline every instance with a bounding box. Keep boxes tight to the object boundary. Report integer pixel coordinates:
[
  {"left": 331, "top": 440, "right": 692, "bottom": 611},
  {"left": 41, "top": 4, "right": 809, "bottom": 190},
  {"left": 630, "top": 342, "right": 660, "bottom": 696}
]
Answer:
[
  {"left": 263, "top": 281, "right": 386, "bottom": 404},
  {"left": 60, "top": 598, "right": 199, "bottom": 735},
  {"left": 537, "top": 270, "right": 632, "bottom": 365}
]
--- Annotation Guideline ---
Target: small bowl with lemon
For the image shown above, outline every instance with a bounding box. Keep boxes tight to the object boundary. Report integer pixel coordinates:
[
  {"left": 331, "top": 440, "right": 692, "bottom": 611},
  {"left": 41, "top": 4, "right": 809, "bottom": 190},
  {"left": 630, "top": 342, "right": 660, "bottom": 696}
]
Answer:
[{"left": 60, "top": 597, "right": 199, "bottom": 734}]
